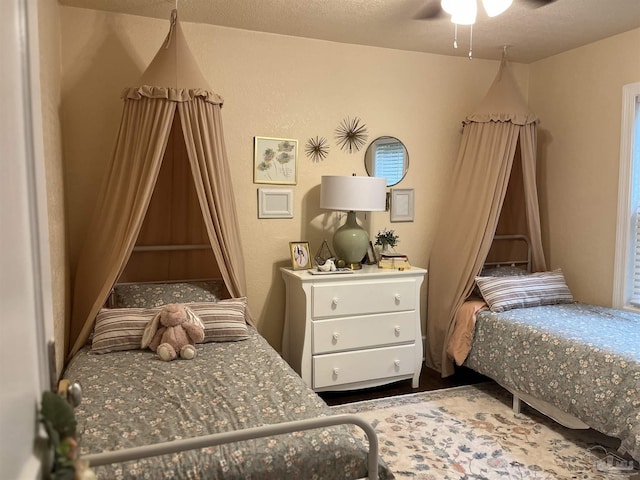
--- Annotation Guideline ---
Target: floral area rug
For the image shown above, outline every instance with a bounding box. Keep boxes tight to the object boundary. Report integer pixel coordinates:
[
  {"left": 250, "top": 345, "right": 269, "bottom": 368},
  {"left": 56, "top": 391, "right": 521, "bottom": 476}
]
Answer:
[{"left": 330, "top": 383, "right": 636, "bottom": 480}]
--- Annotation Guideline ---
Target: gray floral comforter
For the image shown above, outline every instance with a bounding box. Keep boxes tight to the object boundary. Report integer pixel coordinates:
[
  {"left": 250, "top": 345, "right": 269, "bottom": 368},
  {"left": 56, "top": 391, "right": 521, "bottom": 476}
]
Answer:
[
  {"left": 465, "top": 303, "right": 640, "bottom": 460},
  {"left": 64, "top": 328, "right": 392, "bottom": 479}
]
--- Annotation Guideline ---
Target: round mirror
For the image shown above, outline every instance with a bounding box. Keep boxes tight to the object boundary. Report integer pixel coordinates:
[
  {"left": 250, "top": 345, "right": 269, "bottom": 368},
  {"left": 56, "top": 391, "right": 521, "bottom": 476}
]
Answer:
[{"left": 364, "top": 136, "right": 409, "bottom": 187}]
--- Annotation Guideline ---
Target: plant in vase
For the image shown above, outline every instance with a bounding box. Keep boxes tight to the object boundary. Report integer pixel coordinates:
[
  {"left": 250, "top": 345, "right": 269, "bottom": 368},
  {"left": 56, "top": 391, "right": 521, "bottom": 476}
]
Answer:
[{"left": 375, "top": 228, "right": 399, "bottom": 253}]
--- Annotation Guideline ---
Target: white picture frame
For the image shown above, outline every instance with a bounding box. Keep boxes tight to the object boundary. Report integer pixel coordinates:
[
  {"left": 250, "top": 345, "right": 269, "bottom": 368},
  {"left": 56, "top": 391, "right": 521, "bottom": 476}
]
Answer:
[
  {"left": 390, "top": 188, "right": 414, "bottom": 222},
  {"left": 258, "top": 188, "right": 294, "bottom": 219}
]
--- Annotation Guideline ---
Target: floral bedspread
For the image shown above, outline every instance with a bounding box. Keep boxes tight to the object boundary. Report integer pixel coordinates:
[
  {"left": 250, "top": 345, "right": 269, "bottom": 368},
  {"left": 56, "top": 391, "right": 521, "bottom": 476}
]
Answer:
[
  {"left": 465, "top": 303, "right": 640, "bottom": 460},
  {"left": 64, "top": 328, "right": 392, "bottom": 479}
]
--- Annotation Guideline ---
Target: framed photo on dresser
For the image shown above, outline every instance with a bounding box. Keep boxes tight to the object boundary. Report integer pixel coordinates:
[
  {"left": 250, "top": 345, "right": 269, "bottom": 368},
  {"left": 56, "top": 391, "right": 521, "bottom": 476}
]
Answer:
[{"left": 289, "top": 241, "right": 312, "bottom": 270}]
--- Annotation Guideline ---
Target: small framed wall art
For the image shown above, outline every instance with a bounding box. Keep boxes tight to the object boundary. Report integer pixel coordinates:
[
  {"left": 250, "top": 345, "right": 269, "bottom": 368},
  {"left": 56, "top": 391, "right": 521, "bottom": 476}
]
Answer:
[
  {"left": 254, "top": 136, "right": 298, "bottom": 184},
  {"left": 289, "top": 241, "right": 312, "bottom": 270},
  {"left": 390, "top": 188, "right": 415, "bottom": 222},
  {"left": 257, "top": 188, "right": 294, "bottom": 219}
]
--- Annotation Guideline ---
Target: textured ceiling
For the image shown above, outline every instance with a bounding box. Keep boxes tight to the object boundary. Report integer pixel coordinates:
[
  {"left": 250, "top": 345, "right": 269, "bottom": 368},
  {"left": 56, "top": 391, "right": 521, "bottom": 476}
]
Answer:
[{"left": 59, "top": 0, "right": 640, "bottom": 63}]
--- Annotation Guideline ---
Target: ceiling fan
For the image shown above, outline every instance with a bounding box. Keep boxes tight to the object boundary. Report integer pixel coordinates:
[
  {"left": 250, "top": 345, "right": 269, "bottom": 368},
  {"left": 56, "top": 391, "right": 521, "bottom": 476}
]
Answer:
[
  {"left": 415, "top": 0, "right": 558, "bottom": 59},
  {"left": 415, "top": 0, "right": 558, "bottom": 23}
]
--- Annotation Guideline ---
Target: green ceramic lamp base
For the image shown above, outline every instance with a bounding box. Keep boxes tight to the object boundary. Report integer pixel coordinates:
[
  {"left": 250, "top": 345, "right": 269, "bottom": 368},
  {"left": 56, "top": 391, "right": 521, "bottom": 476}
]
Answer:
[{"left": 333, "top": 211, "right": 369, "bottom": 270}]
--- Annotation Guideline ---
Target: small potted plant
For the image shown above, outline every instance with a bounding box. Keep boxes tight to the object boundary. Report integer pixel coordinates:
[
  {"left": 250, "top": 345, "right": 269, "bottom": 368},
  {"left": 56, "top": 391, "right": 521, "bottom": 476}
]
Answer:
[{"left": 375, "top": 228, "right": 399, "bottom": 253}]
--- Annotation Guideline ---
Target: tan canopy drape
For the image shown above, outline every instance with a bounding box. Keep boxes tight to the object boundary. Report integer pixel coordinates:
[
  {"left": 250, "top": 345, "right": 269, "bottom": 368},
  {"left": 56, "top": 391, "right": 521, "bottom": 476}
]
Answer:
[
  {"left": 68, "top": 11, "right": 250, "bottom": 358},
  {"left": 426, "top": 61, "right": 546, "bottom": 377}
]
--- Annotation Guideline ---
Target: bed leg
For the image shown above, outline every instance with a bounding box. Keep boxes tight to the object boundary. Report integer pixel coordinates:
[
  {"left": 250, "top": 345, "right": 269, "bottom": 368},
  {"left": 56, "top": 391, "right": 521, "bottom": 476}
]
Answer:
[{"left": 512, "top": 395, "right": 521, "bottom": 414}]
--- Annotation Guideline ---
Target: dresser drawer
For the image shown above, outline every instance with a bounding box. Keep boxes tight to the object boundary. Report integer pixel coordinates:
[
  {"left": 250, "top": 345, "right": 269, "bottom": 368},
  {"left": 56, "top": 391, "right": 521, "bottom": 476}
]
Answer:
[
  {"left": 313, "top": 344, "right": 416, "bottom": 389},
  {"left": 312, "top": 312, "right": 415, "bottom": 354},
  {"left": 311, "top": 279, "right": 416, "bottom": 318}
]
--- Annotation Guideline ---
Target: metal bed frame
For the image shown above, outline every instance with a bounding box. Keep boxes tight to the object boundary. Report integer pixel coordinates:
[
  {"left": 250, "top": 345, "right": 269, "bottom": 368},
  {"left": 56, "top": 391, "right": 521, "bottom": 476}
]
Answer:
[
  {"left": 108, "top": 243, "right": 217, "bottom": 307},
  {"left": 95, "top": 249, "right": 383, "bottom": 478},
  {"left": 479, "top": 234, "right": 589, "bottom": 429},
  {"left": 484, "top": 234, "right": 531, "bottom": 271},
  {"left": 94, "top": 244, "right": 378, "bottom": 480},
  {"left": 84, "top": 414, "right": 380, "bottom": 479}
]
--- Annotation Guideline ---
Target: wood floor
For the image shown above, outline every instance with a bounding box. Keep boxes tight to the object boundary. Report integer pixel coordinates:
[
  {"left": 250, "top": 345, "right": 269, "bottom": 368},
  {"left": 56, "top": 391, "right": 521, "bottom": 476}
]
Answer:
[{"left": 319, "top": 365, "right": 489, "bottom": 406}]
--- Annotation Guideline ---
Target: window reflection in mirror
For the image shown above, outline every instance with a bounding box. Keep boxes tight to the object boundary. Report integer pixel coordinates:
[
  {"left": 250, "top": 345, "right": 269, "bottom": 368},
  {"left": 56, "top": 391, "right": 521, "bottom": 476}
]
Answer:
[{"left": 364, "top": 136, "right": 408, "bottom": 187}]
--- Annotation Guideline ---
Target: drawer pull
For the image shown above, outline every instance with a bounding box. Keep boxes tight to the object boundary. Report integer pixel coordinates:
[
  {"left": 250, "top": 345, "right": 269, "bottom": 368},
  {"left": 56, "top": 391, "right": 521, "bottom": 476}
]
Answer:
[
  {"left": 333, "top": 367, "right": 340, "bottom": 377},
  {"left": 394, "top": 293, "right": 401, "bottom": 304},
  {"left": 331, "top": 297, "right": 339, "bottom": 308},
  {"left": 394, "top": 326, "right": 401, "bottom": 336},
  {"left": 394, "top": 360, "right": 400, "bottom": 369},
  {"left": 332, "top": 332, "right": 340, "bottom": 344}
]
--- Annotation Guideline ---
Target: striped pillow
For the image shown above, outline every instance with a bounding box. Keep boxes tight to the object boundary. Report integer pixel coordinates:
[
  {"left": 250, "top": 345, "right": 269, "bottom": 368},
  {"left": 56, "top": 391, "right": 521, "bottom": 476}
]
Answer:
[
  {"left": 475, "top": 269, "right": 574, "bottom": 313},
  {"left": 92, "top": 307, "right": 156, "bottom": 354},
  {"left": 471, "top": 265, "right": 529, "bottom": 297},
  {"left": 189, "top": 298, "right": 250, "bottom": 343},
  {"left": 91, "top": 299, "right": 250, "bottom": 354}
]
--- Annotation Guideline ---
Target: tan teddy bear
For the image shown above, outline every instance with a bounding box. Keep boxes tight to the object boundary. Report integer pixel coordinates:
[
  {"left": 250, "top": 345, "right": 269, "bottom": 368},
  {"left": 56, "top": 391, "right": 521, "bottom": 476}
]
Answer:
[{"left": 141, "top": 304, "right": 205, "bottom": 361}]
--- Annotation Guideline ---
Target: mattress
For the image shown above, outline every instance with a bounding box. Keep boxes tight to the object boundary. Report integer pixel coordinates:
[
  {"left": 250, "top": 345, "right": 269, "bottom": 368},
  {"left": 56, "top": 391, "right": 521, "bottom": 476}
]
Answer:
[
  {"left": 464, "top": 302, "right": 640, "bottom": 460},
  {"left": 64, "top": 327, "right": 393, "bottom": 479}
]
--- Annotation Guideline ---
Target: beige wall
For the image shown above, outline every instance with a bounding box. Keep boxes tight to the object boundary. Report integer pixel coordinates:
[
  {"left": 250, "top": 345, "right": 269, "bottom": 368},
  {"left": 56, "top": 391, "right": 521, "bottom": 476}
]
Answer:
[
  {"left": 38, "top": 0, "right": 67, "bottom": 375},
  {"left": 52, "top": 9, "right": 640, "bottom": 359},
  {"left": 529, "top": 28, "right": 640, "bottom": 307},
  {"left": 59, "top": 6, "right": 530, "bottom": 350}
]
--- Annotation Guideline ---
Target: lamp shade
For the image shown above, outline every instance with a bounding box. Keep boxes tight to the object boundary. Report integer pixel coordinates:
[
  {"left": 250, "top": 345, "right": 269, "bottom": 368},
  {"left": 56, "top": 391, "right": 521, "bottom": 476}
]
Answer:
[{"left": 320, "top": 176, "right": 387, "bottom": 212}]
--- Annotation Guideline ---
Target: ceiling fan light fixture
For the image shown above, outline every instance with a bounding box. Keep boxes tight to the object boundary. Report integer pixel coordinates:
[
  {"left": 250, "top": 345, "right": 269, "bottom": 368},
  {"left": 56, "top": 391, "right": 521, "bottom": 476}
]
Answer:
[
  {"left": 482, "top": 0, "right": 513, "bottom": 17},
  {"left": 450, "top": 0, "right": 477, "bottom": 25},
  {"left": 441, "top": 0, "right": 457, "bottom": 15}
]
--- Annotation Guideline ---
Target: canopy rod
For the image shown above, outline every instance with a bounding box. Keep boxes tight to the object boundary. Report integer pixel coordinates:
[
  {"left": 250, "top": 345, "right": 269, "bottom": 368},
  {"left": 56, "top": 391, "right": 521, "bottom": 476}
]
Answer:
[{"left": 132, "top": 244, "right": 212, "bottom": 252}]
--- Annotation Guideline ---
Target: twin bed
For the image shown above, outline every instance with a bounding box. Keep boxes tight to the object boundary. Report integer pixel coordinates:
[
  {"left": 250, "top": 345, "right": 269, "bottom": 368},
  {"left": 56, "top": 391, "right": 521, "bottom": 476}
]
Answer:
[
  {"left": 63, "top": 241, "right": 640, "bottom": 478},
  {"left": 448, "top": 237, "right": 640, "bottom": 461},
  {"left": 63, "top": 281, "right": 393, "bottom": 479}
]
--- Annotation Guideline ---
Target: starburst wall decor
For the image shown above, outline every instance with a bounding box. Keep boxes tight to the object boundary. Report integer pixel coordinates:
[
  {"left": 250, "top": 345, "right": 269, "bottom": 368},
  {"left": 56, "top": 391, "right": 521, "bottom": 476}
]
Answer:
[
  {"left": 305, "top": 136, "right": 329, "bottom": 162},
  {"left": 335, "top": 116, "right": 368, "bottom": 154}
]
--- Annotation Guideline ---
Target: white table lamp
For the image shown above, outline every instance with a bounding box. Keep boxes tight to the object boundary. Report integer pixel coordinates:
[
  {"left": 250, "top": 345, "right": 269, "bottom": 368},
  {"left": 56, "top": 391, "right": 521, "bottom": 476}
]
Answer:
[{"left": 320, "top": 175, "right": 387, "bottom": 269}]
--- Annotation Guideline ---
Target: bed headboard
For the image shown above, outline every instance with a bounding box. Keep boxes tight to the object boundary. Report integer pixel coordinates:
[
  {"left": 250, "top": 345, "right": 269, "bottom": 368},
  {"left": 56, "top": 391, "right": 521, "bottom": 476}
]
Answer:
[
  {"left": 106, "top": 277, "right": 227, "bottom": 309},
  {"left": 484, "top": 234, "right": 532, "bottom": 272},
  {"left": 118, "top": 243, "right": 221, "bottom": 285}
]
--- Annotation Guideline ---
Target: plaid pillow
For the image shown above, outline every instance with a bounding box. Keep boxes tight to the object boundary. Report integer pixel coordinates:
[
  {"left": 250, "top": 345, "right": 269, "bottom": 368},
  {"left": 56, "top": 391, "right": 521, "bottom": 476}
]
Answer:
[{"left": 475, "top": 269, "right": 574, "bottom": 313}]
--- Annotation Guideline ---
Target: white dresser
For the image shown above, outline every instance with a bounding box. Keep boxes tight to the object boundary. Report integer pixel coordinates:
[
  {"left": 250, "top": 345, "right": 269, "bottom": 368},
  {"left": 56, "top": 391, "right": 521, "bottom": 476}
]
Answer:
[{"left": 281, "top": 265, "right": 427, "bottom": 392}]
